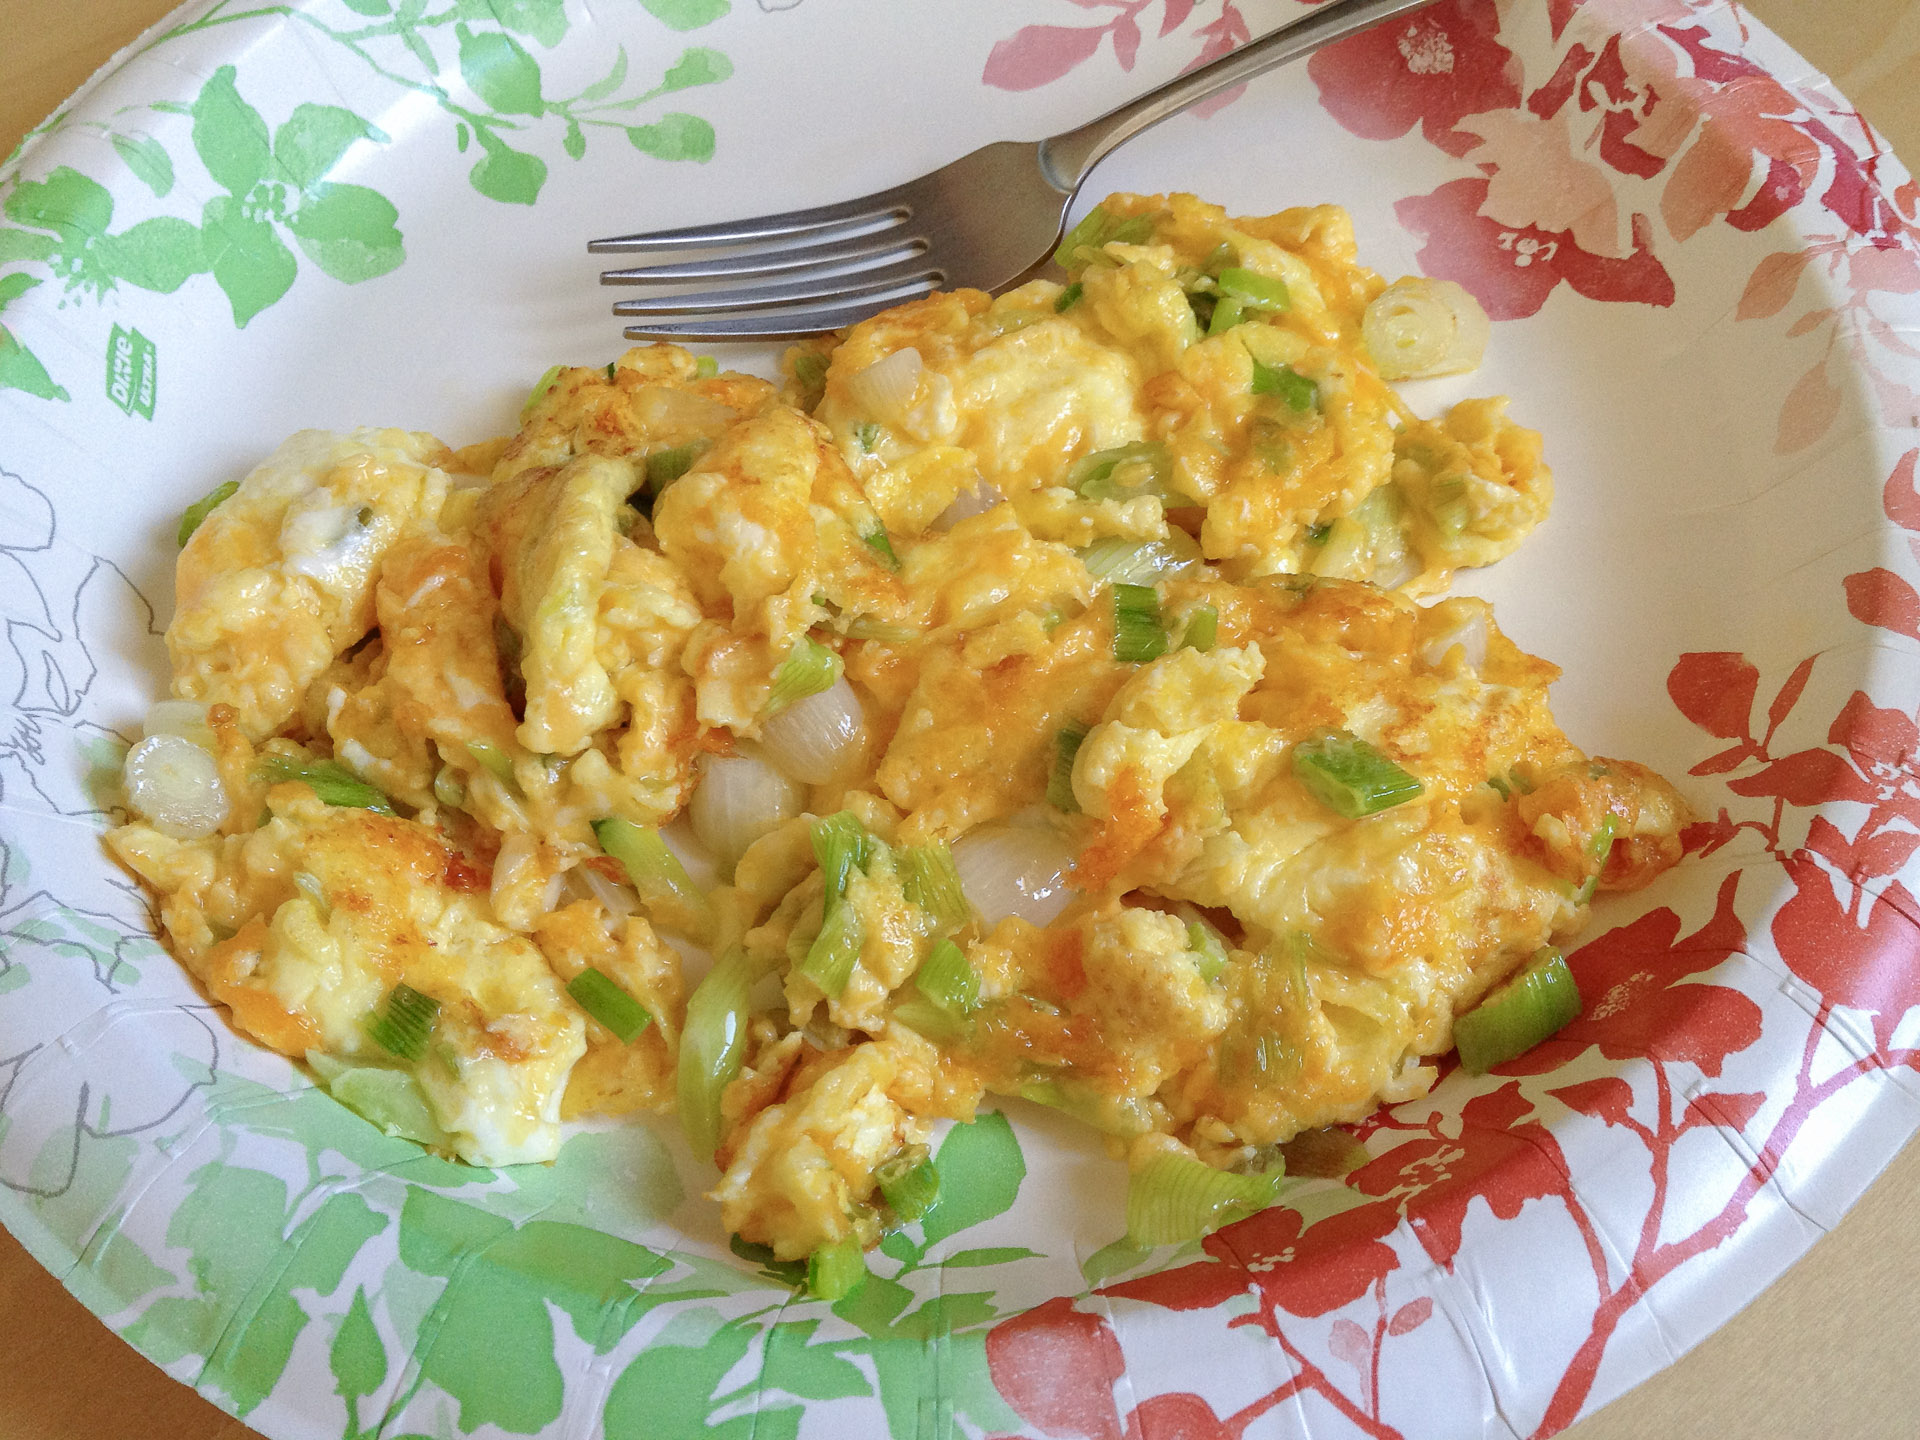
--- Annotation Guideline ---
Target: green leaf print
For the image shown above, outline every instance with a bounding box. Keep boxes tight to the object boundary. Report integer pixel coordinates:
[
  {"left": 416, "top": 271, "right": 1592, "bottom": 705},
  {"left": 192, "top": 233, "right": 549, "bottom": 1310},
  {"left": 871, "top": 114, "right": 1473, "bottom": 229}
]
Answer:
[
  {"left": 578, "top": 48, "right": 630, "bottom": 103},
  {"left": 397, "top": 1189, "right": 678, "bottom": 1434},
  {"left": 759, "top": 1319, "right": 871, "bottom": 1402},
  {"left": 605, "top": 1313, "right": 805, "bottom": 1440},
  {"left": 468, "top": 131, "right": 548, "bottom": 206},
  {"left": 457, "top": 24, "right": 546, "bottom": 116},
  {"left": 331, "top": 1287, "right": 387, "bottom": 1416},
  {"left": 626, "top": 113, "right": 714, "bottom": 162},
  {"left": 110, "top": 132, "right": 174, "bottom": 196},
  {"left": 273, "top": 104, "right": 381, "bottom": 190},
  {"left": 464, "top": 0, "right": 570, "bottom": 47},
  {"left": 4, "top": 166, "right": 113, "bottom": 241},
  {"left": 920, "top": 1110, "right": 1026, "bottom": 1247},
  {"left": 0, "top": 319, "right": 69, "bottom": 402},
  {"left": 287, "top": 184, "right": 404, "bottom": 283},
  {"left": 339, "top": 0, "right": 391, "bottom": 13},
  {"left": 658, "top": 46, "right": 733, "bottom": 94},
  {"left": 641, "top": 0, "right": 731, "bottom": 31},
  {"left": 200, "top": 194, "right": 296, "bottom": 326},
  {"left": 99, "top": 217, "right": 202, "bottom": 293},
  {"left": 191, "top": 66, "right": 273, "bottom": 197},
  {"left": 0, "top": 229, "right": 55, "bottom": 265}
]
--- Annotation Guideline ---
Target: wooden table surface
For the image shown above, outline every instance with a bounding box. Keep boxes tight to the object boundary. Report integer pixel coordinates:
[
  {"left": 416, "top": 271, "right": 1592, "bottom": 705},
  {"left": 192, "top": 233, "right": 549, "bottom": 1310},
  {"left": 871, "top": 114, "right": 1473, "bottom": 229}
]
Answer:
[{"left": 3, "top": 2, "right": 1919, "bottom": 1437}]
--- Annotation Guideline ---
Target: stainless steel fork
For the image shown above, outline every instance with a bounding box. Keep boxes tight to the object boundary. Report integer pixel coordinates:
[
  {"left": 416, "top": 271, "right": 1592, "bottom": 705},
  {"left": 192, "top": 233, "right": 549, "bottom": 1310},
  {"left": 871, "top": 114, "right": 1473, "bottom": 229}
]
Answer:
[{"left": 591, "top": 0, "right": 1437, "bottom": 341}]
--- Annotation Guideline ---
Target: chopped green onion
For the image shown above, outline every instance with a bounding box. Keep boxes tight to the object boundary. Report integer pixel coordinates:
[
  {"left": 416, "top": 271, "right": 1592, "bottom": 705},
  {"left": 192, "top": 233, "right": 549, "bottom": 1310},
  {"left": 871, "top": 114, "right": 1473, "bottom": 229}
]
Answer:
[
  {"left": 811, "top": 811, "right": 878, "bottom": 915},
  {"left": 767, "top": 637, "right": 843, "bottom": 716},
  {"left": 898, "top": 843, "right": 969, "bottom": 928},
  {"left": 1112, "top": 583, "right": 1169, "bottom": 664},
  {"left": 1179, "top": 604, "right": 1218, "bottom": 653},
  {"left": 1574, "top": 874, "right": 1599, "bottom": 905},
  {"left": 1291, "top": 730, "right": 1422, "bottom": 818},
  {"left": 792, "top": 352, "right": 829, "bottom": 409},
  {"left": 890, "top": 996, "right": 970, "bottom": 1041},
  {"left": 567, "top": 966, "right": 652, "bottom": 1044},
  {"left": 801, "top": 899, "right": 864, "bottom": 996},
  {"left": 806, "top": 1235, "right": 867, "bottom": 1301},
  {"left": 464, "top": 739, "right": 517, "bottom": 789},
  {"left": 522, "top": 362, "right": 563, "bottom": 418},
  {"left": 255, "top": 754, "right": 396, "bottom": 815},
  {"left": 863, "top": 526, "right": 900, "bottom": 570},
  {"left": 307, "top": 1052, "right": 453, "bottom": 1147},
  {"left": 695, "top": 355, "right": 719, "bottom": 378},
  {"left": 1185, "top": 919, "right": 1229, "bottom": 982},
  {"left": 594, "top": 817, "right": 714, "bottom": 939},
  {"left": 1454, "top": 947, "right": 1581, "bottom": 1074},
  {"left": 678, "top": 946, "right": 763, "bottom": 1158},
  {"left": 1305, "top": 521, "right": 1332, "bottom": 546},
  {"left": 177, "top": 480, "right": 239, "bottom": 546},
  {"left": 1125, "top": 1151, "right": 1284, "bottom": 1246},
  {"left": 1207, "top": 294, "right": 1245, "bottom": 336},
  {"left": 432, "top": 766, "right": 467, "bottom": 809},
  {"left": 1216, "top": 267, "right": 1291, "bottom": 312},
  {"left": 646, "top": 440, "right": 708, "bottom": 491},
  {"left": 1019, "top": 1077, "right": 1155, "bottom": 1136},
  {"left": 605, "top": 361, "right": 618, "bottom": 380},
  {"left": 1047, "top": 722, "right": 1089, "bottom": 811},
  {"left": 1486, "top": 774, "right": 1513, "bottom": 800},
  {"left": 1054, "top": 282, "right": 1083, "bottom": 312},
  {"left": 1508, "top": 768, "right": 1536, "bottom": 795},
  {"left": 855, "top": 422, "right": 880, "bottom": 452},
  {"left": 365, "top": 983, "right": 438, "bottom": 1063},
  {"left": 875, "top": 1144, "right": 940, "bottom": 1222},
  {"left": 1053, "top": 204, "right": 1155, "bottom": 271},
  {"left": 1252, "top": 361, "right": 1318, "bottom": 411},
  {"left": 1588, "top": 813, "right": 1618, "bottom": 860},
  {"left": 1078, "top": 537, "right": 1193, "bottom": 585},
  {"left": 1067, "top": 441, "right": 1177, "bottom": 504},
  {"left": 914, "top": 937, "right": 980, "bottom": 1015}
]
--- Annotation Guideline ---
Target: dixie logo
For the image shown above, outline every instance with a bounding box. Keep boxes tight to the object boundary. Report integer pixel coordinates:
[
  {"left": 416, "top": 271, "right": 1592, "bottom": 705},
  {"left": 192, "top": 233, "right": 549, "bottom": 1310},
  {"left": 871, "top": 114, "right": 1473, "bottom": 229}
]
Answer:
[{"left": 106, "top": 324, "right": 157, "bottom": 419}]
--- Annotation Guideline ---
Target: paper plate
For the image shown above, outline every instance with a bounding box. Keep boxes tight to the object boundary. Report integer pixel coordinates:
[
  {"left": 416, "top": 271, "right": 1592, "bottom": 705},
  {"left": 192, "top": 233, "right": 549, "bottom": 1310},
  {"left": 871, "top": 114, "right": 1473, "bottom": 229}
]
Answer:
[{"left": 3, "top": 1, "right": 1918, "bottom": 1435}]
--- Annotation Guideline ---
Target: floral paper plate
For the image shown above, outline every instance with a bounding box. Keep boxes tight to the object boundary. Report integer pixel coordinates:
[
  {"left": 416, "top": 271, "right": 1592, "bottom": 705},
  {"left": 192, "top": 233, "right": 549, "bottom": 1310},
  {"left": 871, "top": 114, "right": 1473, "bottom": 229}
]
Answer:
[{"left": 4, "top": 1, "right": 1919, "bottom": 1436}]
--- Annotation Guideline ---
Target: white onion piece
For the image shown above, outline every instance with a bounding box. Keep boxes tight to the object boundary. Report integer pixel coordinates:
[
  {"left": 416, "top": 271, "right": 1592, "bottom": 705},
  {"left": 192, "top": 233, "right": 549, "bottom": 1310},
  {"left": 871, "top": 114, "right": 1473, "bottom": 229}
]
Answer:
[
  {"left": 844, "top": 347, "right": 924, "bottom": 420},
  {"left": 1419, "top": 610, "right": 1489, "bottom": 671},
  {"left": 951, "top": 824, "right": 1076, "bottom": 927},
  {"left": 758, "top": 677, "right": 867, "bottom": 785},
  {"left": 931, "top": 479, "right": 1006, "bottom": 532},
  {"left": 690, "top": 752, "right": 806, "bottom": 870},
  {"left": 1362, "top": 278, "right": 1490, "bottom": 380},
  {"left": 123, "top": 734, "right": 228, "bottom": 839},
  {"left": 143, "top": 699, "right": 217, "bottom": 751},
  {"left": 1371, "top": 548, "right": 1422, "bottom": 591},
  {"left": 631, "top": 383, "right": 736, "bottom": 434},
  {"left": 575, "top": 862, "right": 640, "bottom": 919}
]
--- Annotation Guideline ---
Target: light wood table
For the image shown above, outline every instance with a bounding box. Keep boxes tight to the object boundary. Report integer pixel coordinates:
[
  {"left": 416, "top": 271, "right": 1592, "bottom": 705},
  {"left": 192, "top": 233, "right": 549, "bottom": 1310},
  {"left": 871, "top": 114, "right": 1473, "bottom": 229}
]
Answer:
[{"left": 3, "top": 3, "right": 1918, "bottom": 1437}]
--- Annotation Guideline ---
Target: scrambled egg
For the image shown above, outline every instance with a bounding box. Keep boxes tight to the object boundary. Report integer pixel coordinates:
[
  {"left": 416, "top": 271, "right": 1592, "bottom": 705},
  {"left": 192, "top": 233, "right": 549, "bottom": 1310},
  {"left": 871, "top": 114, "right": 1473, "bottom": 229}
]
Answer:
[{"left": 110, "top": 193, "right": 1682, "bottom": 1254}]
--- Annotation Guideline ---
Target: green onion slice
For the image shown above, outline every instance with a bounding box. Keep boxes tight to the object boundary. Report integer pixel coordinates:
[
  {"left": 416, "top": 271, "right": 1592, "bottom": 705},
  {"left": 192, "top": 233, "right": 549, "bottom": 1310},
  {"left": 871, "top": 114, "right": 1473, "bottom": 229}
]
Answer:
[
  {"left": 811, "top": 811, "right": 878, "bottom": 915},
  {"left": 855, "top": 422, "right": 880, "bottom": 453},
  {"left": 1454, "top": 946, "right": 1581, "bottom": 1075},
  {"left": 1588, "top": 812, "right": 1618, "bottom": 860},
  {"left": 464, "top": 739, "right": 517, "bottom": 787},
  {"left": 307, "top": 1052, "right": 452, "bottom": 1147},
  {"left": 792, "top": 352, "right": 829, "bottom": 409},
  {"left": 432, "top": 766, "right": 467, "bottom": 809},
  {"left": 1067, "top": 441, "right": 1180, "bottom": 505},
  {"left": 1291, "top": 729, "right": 1423, "bottom": 819},
  {"left": 890, "top": 996, "right": 970, "bottom": 1041},
  {"left": 898, "top": 843, "right": 969, "bottom": 928},
  {"left": 767, "top": 637, "right": 843, "bottom": 716},
  {"left": 914, "top": 937, "right": 981, "bottom": 1015},
  {"left": 1251, "top": 360, "right": 1318, "bottom": 411},
  {"left": 255, "top": 754, "right": 395, "bottom": 815},
  {"left": 1185, "top": 918, "right": 1230, "bottom": 982},
  {"left": 177, "top": 480, "right": 239, "bottom": 547},
  {"left": 1207, "top": 294, "right": 1246, "bottom": 337},
  {"left": 1054, "top": 281, "right": 1084, "bottom": 313},
  {"left": 604, "top": 361, "right": 618, "bottom": 380},
  {"left": 522, "top": 362, "right": 564, "bottom": 418},
  {"left": 801, "top": 900, "right": 864, "bottom": 996},
  {"left": 1112, "top": 583, "right": 1169, "bottom": 664},
  {"left": 567, "top": 966, "right": 652, "bottom": 1044},
  {"left": 863, "top": 526, "right": 900, "bottom": 570},
  {"left": 594, "top": 817, "right": 714, "bottom": 939},
  {"left": 1216, "top": 267, "right": 1291, "bottom": 312},
  {"left": 1052, "top": 204, "right": 1155, "bottom": 271},
  {"left": 875, "top": 1144, "right": 940, "bottom": 1223},
  {"left": 1179, "top": 604, "right": 1218, "bottom": 653},
  {"left": 646, "top": 440, "right": 708, "bottom": 491},
  {"left": 1048, "top": 722, "right": 1089, "bottom": 812},
  {"left": 677, "top": 945, "right": 763, "bottom": 1159},
  {"left": 365, "top": 983, "right": 438, "bottom": 1063},
  {"left": 1079, "top": 537, "right": 1194, "bottom": 586},
  {"left": 695, "top": 355, "right": 719, "bottom": 378},
  {"left": 806, "top": 1235, "right": 867, "bottom": 1301},
  {"left": 1125, "top": 1151, "right": 1284, "bottom": 1246}
]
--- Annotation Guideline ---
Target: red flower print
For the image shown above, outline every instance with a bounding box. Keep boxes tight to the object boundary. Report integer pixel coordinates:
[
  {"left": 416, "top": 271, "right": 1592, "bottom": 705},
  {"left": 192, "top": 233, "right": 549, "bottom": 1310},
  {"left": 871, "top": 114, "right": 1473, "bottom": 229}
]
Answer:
[
  {"left": 1773, "top": 857, "right": 1920, "bottom": 1051},
  {"left": 986, "top": 1295, "right": 1126, "bottom": 1440},
  {"left": 1121, "top": 1393, "right": 1231, "bottom": 1440},
  {"left": 1395, "top": 178, "right": 1674, "bottom": 320},
  {"left": 1307, "top": 0, "right": 1520, "bottom": 159},
  {"left": 1498, "top": 870, "right": 1761, "bottom": 1078},
  {"left": 1101, "top": 1199, "right": 1400, "bottom": 1320}
]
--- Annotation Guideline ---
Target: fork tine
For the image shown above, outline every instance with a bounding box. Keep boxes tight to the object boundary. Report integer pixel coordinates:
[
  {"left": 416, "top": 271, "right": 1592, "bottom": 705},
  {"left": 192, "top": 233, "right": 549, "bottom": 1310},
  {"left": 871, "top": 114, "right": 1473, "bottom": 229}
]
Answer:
[
  {"left": 620, "top": 286, "right": 942, "bottom": 342},
  {"left": 588, "top": 190, "right": 909, "bottom": 253},
  {"left": 600, "top": 233, "right": 927, "bottom": 285},
  {"left": 613, "top": 265, "right": 942, "bottom": 318}
]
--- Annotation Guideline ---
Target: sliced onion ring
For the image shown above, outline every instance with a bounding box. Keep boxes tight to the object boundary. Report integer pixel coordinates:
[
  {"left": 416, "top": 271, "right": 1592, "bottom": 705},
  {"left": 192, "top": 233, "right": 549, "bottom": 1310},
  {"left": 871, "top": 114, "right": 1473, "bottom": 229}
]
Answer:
[
  {"left": 690, "top": 752, "right": 807, "bottom": 871},
  {"left": 758, "top": 677, "right": 867, "bottom": 785},
  {"left": 844, "top": 347, "right": 924, "bottom": 420},
  {"left": 951, "top": 823, "right": 1077, "bottom": 927},
  {"left": 1363, "top": 278, "right": 1490, "bottom": 381},
  {"left": 124, "top": 734, "right": 229, "bottom": 839}
]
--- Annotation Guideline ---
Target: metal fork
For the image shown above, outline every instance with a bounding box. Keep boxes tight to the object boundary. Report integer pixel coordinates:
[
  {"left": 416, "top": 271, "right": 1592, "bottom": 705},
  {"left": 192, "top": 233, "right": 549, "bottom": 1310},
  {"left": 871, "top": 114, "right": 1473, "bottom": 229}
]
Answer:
[{"left": 591, "top": 0, "right": 1436, "bottom": 341}]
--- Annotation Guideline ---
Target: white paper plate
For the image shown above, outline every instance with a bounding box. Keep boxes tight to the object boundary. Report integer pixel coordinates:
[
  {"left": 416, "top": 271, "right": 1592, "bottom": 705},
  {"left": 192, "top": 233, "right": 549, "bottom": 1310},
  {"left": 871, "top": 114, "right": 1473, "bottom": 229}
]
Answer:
[{"left": 4, "top": 1, "right": 1919, "bottom": 1435}]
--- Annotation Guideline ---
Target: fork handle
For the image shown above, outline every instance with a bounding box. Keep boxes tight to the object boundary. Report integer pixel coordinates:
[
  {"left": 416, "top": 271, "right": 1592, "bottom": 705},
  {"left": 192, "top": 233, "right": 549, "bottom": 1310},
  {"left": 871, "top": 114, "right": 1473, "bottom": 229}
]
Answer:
[{"left": 1037, "top": 0, "right": 1441, "bottom": 190}]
